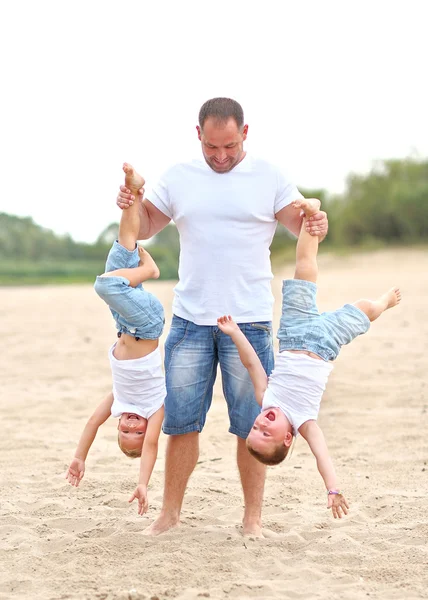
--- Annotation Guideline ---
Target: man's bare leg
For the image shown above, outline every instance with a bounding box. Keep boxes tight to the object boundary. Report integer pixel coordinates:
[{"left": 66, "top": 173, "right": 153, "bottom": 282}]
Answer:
[
  {"left": 354, "top": 287, "right": 401, "bottom": 321},
  {"left": 292, "top": 199, "right": 321, "bottom": 283},
  {"left": 143, "top": 432, "right": 199, "bottom": 536},
  {"left": 237, "top": 436, "right": 266, "bottom": 536}
]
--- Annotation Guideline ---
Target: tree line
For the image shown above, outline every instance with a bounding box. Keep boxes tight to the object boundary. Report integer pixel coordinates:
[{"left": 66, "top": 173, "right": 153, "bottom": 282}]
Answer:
[
  {"left": 273, "top": 157, "right": 427, "bottom": 252},
  {"left": 1, "top": 157, "right": 427, "bottom": 284}
]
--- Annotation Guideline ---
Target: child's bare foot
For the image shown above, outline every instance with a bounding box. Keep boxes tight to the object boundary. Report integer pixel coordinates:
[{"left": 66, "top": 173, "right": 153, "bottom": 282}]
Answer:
[
  {"left": 383, "top": 287, "right": 402, "bottom": 309},
  {"left": 123, "top": 162, "right": 145, "bottom": 194},
  {"left": 354, "top": 287, "right": 401, "bottom": 322},
  {"left": 137, "top": 245, "right": 147, "bottom": 266},
  {"left": 292, "top": 198, "right": 321, "bottom": 217},
  {"left": 137, "top": 245, "right": 160, "bottom": 279}
]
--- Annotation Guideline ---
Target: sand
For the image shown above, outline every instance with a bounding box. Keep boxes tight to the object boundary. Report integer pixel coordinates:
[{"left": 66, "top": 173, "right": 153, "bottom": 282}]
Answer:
[{"left": 1, "top": 248, "right": 427, "bottom": 600}]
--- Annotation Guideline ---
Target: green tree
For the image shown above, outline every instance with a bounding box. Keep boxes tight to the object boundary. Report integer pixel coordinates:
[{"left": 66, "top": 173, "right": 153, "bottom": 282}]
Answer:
[{"left": 328, "top": 158, "right": 428, "bottom": 245}]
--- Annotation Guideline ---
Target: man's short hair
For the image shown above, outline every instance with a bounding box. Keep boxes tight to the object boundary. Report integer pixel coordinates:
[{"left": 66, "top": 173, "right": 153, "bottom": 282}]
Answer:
[
  {"left": 198, "top": 97, "right": 244, "bottom": 130},
  {"left": 246, "top": 439, "right": 290, "bottom": 466}
]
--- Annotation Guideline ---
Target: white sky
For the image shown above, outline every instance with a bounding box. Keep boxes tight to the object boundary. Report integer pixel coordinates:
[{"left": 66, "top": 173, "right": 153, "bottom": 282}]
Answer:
[{"left": 1, "top": 0, "right": 427, "bottom": 243}]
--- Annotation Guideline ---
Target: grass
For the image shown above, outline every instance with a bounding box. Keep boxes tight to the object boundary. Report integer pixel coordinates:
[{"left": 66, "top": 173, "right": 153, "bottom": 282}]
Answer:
[
  {"left": 270, "top": 240, "right": 428, "bottom": 270},
  {"left": 0, "top": 260, "right": 104, "bottom": 285},
  {"left": 2, "top": 243, "right": 426, "bottom": 286}
]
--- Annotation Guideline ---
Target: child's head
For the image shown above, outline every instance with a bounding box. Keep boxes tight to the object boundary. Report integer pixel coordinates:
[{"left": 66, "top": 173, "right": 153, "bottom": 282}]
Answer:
[
  {"left": 246, "top": 408, "right": 294, "bottom": 466},
  {"left": 117, "top": 413, "right": 148, "bottom": 458}
]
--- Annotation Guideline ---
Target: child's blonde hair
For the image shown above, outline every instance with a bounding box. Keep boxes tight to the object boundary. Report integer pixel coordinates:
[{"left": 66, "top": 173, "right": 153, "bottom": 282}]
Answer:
[
  {"left": 246, "top": 438, "right": 292, "bottom": 466},
  {"left": 117, "top": 433, "right": 142, "bottom": 458}
]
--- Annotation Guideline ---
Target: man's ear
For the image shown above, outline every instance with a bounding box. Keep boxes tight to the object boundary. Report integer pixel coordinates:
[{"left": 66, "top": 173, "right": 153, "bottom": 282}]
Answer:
[
  {"left": 196, "top": 125, "right": 202, "bottom": 140},
  {"left": 242, "top": 124, "right": 248, "bottom": 140}
]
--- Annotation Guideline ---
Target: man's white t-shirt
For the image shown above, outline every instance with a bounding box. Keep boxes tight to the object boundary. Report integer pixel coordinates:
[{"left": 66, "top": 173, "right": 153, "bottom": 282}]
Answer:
[
  {"left": 262, "top": 351, "right": 334, "bottom": 435},
  {"left": 148, "top": 154, "right": 303, "bottom": 325}
]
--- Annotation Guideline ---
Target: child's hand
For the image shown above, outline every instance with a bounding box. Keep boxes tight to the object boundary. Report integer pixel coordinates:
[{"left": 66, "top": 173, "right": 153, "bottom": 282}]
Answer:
[
  {"left": 66, "top": 458, "right": 85, "bottom": 487},
  {"left": 327, "top": 492, "right": 349, "bottom": 518},
  {"left": 129, "top": 484, "right": 149, "bottom": 515},
  {"left": 217, "top": 315, "right": 240, "bottom": 337}
]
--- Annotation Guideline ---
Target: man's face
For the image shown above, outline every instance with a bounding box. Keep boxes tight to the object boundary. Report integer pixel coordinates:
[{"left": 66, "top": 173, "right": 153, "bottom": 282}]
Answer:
[
  {"left": 197, "top": 117, "right": 248, "bottom": 173},
  {"left": 247, "top": 408, "right": 292, "bottom": 455}
]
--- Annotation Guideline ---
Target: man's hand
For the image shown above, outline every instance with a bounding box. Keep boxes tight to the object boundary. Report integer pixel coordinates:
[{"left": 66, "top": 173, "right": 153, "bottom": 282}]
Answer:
[
  {"left": 306, "top": 210, "right": 328, "bottom": 238},
  {"left": 66, "top": 458, "right": 85, "bottom": 487},
  {"left": 117, "top": 184, "right": 144, "bottom": 210},
  {"left": 328, "top": 493, "right": 349, "bottom": 519},
  {"left": 217, "top": 315, "right": 240, "bottom": 337},
  {"left": 129, "top": 484, "right": 149, "bottom": 515}
]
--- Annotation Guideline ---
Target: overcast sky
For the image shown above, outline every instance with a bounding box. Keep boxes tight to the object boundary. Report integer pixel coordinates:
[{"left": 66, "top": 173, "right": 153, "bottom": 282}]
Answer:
[{"left": 1, "top": 0, "right": 427, "bottom": 243}]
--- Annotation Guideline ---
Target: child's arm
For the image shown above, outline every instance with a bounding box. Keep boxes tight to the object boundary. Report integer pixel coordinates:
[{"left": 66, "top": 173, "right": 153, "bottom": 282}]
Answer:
[
  {"left": 298, "top": 420, "right": 349, "bottom": 518},
  {"left": 217, "top": 316, "right": 268, "bottom": 406},
  {"left": 128, "top": 405, "right": 164, "bottom": 515},
  {"left": 66, "top": 392, "right": 113, "bottom": 487}
]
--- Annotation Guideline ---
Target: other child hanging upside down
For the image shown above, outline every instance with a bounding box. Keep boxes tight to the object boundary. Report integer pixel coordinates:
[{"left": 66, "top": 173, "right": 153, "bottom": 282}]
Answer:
[
  {"left": 217, "top": 198, "right": 401, "bottom": 518},
  {"left": 66, "top": 164, "right": 165, "bottom": 516}
]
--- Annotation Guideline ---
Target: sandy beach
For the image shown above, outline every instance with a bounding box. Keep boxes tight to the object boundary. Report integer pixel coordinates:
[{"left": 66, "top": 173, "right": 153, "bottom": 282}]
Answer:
[{"left": 1, "top": 248, "right": 427, "bottom": 600}]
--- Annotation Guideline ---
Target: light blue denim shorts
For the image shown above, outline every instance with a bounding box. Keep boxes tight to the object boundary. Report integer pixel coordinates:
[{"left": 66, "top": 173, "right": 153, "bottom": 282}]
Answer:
[
  {"left": 277, "top": 279, "right": 370, "bottom": 361},
  {"left": 162, "top": 315, "right": 274, "bottom": 438},
  {"left": 93, "top": 241, "right": 164, "bottom": 340}
]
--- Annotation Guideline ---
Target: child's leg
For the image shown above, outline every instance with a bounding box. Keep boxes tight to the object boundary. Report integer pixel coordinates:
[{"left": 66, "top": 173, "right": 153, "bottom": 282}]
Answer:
[
  {"left": 117, "top": 163, "right": 145, "bottom": 251},
  {"left": 292, "top": 199, "right": 321, "bottom": 283},
  {"left": 101, "top": 164, "right": 160, "bottom": 287},
  {"left": 353, "top": 287, "right": 401, "bottom": 322},
  {"left": 101, "top": 246, "right": 160, "bottom": 287}
]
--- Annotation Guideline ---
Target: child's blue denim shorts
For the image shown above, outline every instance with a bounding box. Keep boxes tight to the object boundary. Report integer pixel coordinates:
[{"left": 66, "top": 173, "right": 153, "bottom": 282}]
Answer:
[
  {"left": 93, "top": 241, "right": 164, "bottom": 340},
  {"left": 277, "top": 279, "right": 370, "bottom": 361}
]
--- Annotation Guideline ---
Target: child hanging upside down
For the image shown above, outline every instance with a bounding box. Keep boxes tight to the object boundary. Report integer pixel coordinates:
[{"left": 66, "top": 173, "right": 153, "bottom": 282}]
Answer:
[
  {"left": 66, "top": 163, "right": 165, "bottom": 516},
  {"left": 217, "top": 198, "right": 401, "bottom": 519}
]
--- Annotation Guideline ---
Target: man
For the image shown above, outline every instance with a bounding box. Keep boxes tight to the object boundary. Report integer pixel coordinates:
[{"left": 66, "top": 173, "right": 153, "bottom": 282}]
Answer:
[{"left": 116, "top": 97, "right": 327, "bottom": 536}]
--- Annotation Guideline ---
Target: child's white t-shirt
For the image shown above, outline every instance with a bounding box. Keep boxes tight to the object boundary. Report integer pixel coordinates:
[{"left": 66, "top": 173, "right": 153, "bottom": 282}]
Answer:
[
  {"left": 262, "top": 351, "right": 334, "bottom": 434},
  {"left": 147, "top": 155, "right": 302, "bottom": 325},
  {"left": 109, "top": 345, "right": 166, "bottom": 419}
]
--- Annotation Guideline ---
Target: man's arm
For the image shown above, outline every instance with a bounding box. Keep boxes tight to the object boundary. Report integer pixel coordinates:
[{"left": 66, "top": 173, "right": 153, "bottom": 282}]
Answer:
[
  {"left": 117, "top": 185, "right": 171, "bottom": 240},
  {"left": 217, "top": 316, "right": 268, "bottom": 406},
  {"left": 299, "top": 420, "right": 349, "bottom": 518},
  {"left": 128, "top": 406, "right": 164, "bottom": 515},
  {"left": 276, "top": 202, "right": 328, "bottom": 241},
  {"left": 65, "top": 392, "right": 113, "bottom": 487}
]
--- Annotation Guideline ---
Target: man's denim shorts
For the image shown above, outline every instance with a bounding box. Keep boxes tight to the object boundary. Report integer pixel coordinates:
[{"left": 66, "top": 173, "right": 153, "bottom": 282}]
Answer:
[
  {"left": 94, "top": 241, "right": 164, "bottom": 340},
  {"left": 277, "top": 279, "right": 370, "bottom": 361},
  {"left": 162, "top": 315, "right": 274, "bottom": 439}
]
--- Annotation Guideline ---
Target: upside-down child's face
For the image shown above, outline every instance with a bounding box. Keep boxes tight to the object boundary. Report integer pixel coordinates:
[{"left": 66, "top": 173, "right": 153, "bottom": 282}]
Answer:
[
  {"left": 247, "top": 408, "right": 293, "bottom": 454},
  {"left": 117, "top": 413, "right": 148, "bottom": 454}
]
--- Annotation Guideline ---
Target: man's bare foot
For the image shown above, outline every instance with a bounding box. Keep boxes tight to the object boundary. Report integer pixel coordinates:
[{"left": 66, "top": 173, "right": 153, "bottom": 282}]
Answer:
[
  {"left": 123, "top": 162, "right": 145, "bottom": 194},
  {"left": 142, "top": 514, "right": 180, "bottom": 536},
  {"left": 242, "top": 519, "right": 263, "bottom": 538},
  {"left": 292, "top": 198, "right": 321, "bottom": 218},
  {"left": 383, "top": 287, "right": 402, "bottom": 309}
]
